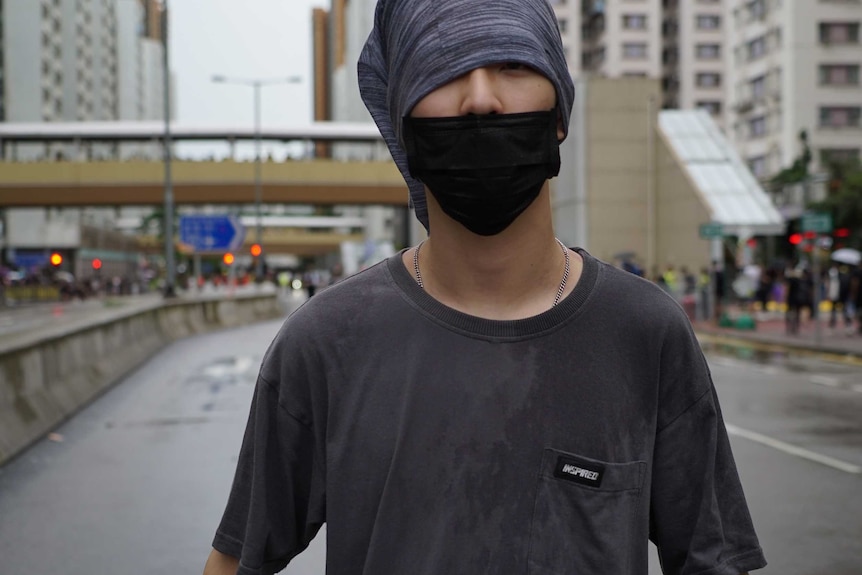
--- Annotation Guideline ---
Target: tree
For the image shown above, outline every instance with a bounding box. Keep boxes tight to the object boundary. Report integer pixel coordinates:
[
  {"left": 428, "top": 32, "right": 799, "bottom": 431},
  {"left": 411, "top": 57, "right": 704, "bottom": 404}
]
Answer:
[
  {"left": 769, "top": 130, "right": 811, "bottom": 190},
  {"left": 810, "top": 159, "right": 862, "bottom": 249}
]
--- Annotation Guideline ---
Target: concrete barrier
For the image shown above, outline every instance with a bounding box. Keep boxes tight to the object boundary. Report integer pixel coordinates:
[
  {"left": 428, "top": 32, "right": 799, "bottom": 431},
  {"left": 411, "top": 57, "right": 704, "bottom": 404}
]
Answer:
[{"left": 0, "top": 291, "right": 283, "bottom": 467}]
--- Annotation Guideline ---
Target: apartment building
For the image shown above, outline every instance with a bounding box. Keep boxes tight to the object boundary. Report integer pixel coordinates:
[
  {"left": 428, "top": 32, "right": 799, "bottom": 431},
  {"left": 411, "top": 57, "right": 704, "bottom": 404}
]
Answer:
[
  {"left": 581, "top": 0, "right": 663, "bottom": 79},
  {"left": 1, "top": 0, "right": 166, "bottom": 158},
  {"left": 725, "top": 0, "right": 862, "bottom": 180},
  {"left": 312, "top": 0, "right": 408, "bottom": 252},
  {"left": 663, "top": 0, "right": 726, "bottom": 126},
  {"left": 550, "top": 0, "right": 583, "bottom": 75},
  {"left": 1, "top": 0, "right": 168, "bottom": 268}
]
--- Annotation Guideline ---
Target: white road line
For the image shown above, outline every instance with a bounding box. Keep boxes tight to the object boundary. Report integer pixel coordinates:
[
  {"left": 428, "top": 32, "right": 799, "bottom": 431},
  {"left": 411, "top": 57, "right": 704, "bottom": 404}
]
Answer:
[
  {"left": 725, "top": 423, "right": 862, "bottom": 475},
  {"left": 809, "top": 375, "right": 841, "bottom": 388},
  {"left": 756, "top": 366, "right": 780, "bottom": 376}
]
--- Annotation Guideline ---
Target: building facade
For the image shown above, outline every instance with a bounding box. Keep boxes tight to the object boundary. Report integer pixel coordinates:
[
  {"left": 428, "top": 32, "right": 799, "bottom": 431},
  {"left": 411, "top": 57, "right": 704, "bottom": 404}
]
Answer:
[
  {"left": 664, "top": 0, "right": 727, "bottom": 127},
  {"left": 550, "top": 0, "right": 582, "bottom": 76},
  {"left": 725, "top": 0, "right": 862, "bottom": 180},
  {"left": 313, "top": 0, "right": 412, "bottom": 254},
  {"left": 1, "top": 0, "right": 168, "bottom": 278},
  {"left": 582, "top": 0, "right": 663, "bottom": 79}
]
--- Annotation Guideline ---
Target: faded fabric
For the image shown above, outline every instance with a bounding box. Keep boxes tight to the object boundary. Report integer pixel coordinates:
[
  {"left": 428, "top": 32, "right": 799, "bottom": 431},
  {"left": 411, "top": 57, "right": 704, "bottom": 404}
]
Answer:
[
  {"left": 212, "top": 250, "right": 767, "bottom": 575},
  {"left": 357, "top": 0, "right": 575, "bottom": 231}
]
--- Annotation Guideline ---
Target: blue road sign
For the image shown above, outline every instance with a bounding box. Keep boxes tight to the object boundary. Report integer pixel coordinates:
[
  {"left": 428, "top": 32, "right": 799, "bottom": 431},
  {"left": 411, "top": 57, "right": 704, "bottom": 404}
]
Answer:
[{"left": 179, "top": 215, "right": 245, "bottom": 253}]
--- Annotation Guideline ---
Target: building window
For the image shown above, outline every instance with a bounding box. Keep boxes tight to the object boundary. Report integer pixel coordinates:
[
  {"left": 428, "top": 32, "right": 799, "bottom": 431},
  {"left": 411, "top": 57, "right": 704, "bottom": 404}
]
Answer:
[
  {"left": 697, "top": 101, "right": 722, "bottom": 116},
  {"left": 695, "top": 43, "right": 721, "bottom": 59},
  {"left": 820, "top": 148, "right": 860, "bottom": 166},
  {"left": 748, "top": 155, "right": 767, "bottom": 177},
  {"left": 820, "top": 106, "right": 861, "bottom": 127},
  {"left": 623, "top": 14, "right": 647, "bottom": 29},
  {"left": 819, "top": 64, "right": 860, "bottom": 86},
  {"left": 749, "top": 115, "right": 767, "bottom": 138},
  {"left": 747, "top": 0, "right": 767, "bottom": 21},
  {"left": 696, "top": 15, "right": 721, "bottom": 30},
  {"left": 696, "top": 72, "right": 721, "bottom": 87},
  {"left": 819, "top": 22, "right": 860, "bottom": 44},
  {"left": 747, "top": 36, "right": 767, "bottom": 60},
  {"left": 751, "top": 75, "right": 766, "bottom": 99},
  {"left": 623, "top": 42, "right": 648, "bottom": 59},
  {"left": 623, "top": 72, "right": 648, "bottom": 77}
]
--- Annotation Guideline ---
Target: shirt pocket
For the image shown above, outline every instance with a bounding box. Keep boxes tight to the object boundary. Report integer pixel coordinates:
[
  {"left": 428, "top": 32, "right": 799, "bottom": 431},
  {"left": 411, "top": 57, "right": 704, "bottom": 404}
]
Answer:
[{"left": 527, "top": 448, "right": 646, "bottom": 575}]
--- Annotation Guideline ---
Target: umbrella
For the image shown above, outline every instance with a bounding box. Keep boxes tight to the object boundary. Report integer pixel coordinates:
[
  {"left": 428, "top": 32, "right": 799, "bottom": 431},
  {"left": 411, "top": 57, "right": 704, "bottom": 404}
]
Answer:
[{"left": 831, "top": 248, "right": 862, "bottom": 266}]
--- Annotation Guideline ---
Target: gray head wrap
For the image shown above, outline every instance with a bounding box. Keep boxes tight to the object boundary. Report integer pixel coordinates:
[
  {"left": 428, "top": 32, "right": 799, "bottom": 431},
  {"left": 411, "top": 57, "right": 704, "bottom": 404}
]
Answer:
[{"left": 358, "top": 0, "right": 575, "bottom": 231}]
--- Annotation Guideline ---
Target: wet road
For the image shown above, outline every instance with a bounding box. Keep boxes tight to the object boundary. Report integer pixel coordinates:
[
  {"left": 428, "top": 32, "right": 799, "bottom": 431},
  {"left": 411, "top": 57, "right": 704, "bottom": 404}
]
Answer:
[{"left": 0, "top": 314, "right": 860, "bottom": 574}]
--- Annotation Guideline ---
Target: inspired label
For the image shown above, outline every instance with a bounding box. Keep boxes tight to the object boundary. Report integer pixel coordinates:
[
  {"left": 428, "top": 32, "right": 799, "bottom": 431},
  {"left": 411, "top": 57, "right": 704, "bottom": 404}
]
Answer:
[{"left": 553, "top": 455, "right": 605, "bottom": 488}]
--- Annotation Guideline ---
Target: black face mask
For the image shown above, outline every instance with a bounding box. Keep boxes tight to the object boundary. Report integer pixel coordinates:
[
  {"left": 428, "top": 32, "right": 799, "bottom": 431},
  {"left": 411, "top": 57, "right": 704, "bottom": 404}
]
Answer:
[{"left": 403, "top": 110, "right": 561, "bottom": 236}]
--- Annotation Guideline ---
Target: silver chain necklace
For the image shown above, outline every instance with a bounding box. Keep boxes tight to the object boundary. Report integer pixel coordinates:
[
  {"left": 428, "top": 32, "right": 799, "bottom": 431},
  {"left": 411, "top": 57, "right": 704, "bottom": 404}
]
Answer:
[{"left": 413, "top": 238, "right": 571, "bottom": 307}]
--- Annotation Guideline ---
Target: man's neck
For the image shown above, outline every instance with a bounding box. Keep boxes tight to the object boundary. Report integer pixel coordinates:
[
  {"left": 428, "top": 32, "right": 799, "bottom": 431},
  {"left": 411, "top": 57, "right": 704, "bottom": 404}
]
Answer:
[{"left": 405, "top": 197, "right": 582, "bottom": 320}]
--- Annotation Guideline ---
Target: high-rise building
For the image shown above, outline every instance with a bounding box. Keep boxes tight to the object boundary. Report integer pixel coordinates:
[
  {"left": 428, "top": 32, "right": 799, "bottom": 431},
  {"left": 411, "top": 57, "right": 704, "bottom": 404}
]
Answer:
[
  {"left": 725, "top": 0, "right": 862, "bottom": 180},
  {"left": 1, "top": 0, "right": 167, "bottom": 158},
  {"left": 550, "top": 0, "right": 582, "bottom": 76},
  {"left": 581, "top": 0, "right": 663, "bottom": 80},
  {"left": 313, "top": 0, "right": 411, "bottom": 252},
  {"left": 0, "top": 0, "right": 170, "bottom": 275},
  {"left": 663, "top": 0, "right": 726, "bottom": 126},
  {"left": 579, "top": 0, "right": 726, "bottom": 126}
]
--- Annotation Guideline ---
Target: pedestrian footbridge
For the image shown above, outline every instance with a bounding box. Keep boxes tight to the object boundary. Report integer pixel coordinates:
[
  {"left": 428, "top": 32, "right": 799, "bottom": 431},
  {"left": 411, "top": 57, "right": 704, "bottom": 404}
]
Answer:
[
  {"left": 0, "top": 121, "right": 408, "bottom": 207},
  {"left": 0, "top": 159, "right": 407, "bottom": 207}
]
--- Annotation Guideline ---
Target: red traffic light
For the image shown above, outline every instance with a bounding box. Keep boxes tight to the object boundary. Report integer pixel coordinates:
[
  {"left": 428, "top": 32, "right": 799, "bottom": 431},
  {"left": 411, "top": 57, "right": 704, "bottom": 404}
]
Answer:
[
  {"left": 223, "top": 253, "right": 235, "bottom": 265},
  {"left": 834, "top": 228, "right": 850, "bottom": 238},
  {"left": 250, "top": 244, "right": 262, "bottom": 257},
  {"left": 50, "top": 252, "right": 63, "bottom": 266},
  {"left": 789, "top": 233, "right": 802, "bottom": 245},
  {"left": 92, "top": 258, "right": 103, "bottom": 270}
]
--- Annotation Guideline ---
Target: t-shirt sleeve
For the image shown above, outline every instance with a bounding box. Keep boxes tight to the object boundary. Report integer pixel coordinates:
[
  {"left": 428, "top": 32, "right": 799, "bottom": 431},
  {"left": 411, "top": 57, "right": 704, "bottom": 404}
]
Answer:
[
  {"left": 649, "top": 342, "right": 766, "bottom": 575},
  {"left": 212, "top": 371, "right": 325, "bottom": 575}
]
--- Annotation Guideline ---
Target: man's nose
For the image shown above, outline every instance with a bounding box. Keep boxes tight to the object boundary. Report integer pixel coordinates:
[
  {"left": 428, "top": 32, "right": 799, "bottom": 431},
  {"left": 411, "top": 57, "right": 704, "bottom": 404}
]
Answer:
[{"left": 458, "top": 68, "right": 503, "bottom": 115}]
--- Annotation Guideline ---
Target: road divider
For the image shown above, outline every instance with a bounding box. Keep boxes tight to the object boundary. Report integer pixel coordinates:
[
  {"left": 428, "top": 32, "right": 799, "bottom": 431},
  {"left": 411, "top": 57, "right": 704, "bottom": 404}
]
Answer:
[{"left": 0, "top": 291, "right": 283, "bottom": 467}]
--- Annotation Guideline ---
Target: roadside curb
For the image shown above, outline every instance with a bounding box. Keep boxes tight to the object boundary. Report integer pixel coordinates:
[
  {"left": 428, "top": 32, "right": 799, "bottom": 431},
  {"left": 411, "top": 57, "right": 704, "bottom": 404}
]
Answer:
[{"left": 694, "top": 329, "right": 862, "bottom": 365}]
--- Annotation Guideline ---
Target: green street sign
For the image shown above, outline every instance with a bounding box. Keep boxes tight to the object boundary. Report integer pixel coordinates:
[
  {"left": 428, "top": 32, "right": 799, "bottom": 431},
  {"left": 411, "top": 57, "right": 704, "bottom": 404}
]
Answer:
[
  {"left": 699, "top": 222, "right": 724, "bottom": 239},
  {"left": 801, "top": 213, "right": 833, "bottom": 234}
]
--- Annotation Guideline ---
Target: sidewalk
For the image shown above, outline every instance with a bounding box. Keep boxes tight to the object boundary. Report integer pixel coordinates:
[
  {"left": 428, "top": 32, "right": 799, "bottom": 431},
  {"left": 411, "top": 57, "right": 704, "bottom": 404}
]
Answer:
[{"left": 692, "top": 309, "right": 862, "bottom": 361}]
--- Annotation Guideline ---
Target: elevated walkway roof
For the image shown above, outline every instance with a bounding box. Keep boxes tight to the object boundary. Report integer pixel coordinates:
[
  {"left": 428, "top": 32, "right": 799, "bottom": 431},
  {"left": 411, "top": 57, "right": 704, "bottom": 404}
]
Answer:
[{"left": 658, "top": 110, "right": 785, "bottom": 237}]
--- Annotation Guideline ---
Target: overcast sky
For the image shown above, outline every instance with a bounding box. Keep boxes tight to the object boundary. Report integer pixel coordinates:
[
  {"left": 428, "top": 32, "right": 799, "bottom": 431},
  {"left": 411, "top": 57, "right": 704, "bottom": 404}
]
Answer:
[{"left": 170, "top": 0, "right": 329, "bottom": 158}]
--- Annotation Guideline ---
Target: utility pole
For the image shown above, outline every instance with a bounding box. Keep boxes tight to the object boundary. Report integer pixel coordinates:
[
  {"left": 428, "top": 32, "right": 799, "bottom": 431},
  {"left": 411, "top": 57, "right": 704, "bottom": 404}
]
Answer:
[{"left": 162, "top": 0, "right": 176, "bottom": 297}]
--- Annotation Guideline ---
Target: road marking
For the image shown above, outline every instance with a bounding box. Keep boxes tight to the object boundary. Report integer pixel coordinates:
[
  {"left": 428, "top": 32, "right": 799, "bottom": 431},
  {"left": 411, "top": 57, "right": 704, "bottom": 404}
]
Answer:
[
  {"left": 810, "top": 375, "right": 841, "bottom": 388},
  {"left": 725, "top": 423, "right": 862, "bottom": 475},
  {"left": 756, "top": 365, "right": 780, "bottom": 376}
]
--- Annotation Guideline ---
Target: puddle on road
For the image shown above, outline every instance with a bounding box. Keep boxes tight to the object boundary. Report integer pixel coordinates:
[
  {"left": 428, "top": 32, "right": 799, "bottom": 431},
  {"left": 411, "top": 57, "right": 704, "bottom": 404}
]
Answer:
[
  {"left": 184, "top": 356, "right": 260, "bottom": 390},
  {"left": 202, "top": 356, "right": 256, "bottom": 379}
]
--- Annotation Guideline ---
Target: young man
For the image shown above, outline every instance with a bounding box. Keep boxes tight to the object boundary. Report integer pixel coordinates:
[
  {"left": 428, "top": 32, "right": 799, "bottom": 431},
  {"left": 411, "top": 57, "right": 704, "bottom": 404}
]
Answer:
[{"left": 203, "top": 0, "right": 766, "bottom": 573}]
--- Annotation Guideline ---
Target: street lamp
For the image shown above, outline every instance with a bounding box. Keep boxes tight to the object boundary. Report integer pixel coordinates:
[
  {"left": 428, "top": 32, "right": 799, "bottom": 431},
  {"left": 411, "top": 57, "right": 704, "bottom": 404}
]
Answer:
[{"left": 211, "top": 74, "right": 303, "bottom": 283}]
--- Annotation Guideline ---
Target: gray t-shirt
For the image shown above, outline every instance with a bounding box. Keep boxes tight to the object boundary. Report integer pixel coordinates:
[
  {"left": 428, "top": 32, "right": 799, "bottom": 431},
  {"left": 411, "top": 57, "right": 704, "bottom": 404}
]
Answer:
[{"left": 213, "top": 249, "right": 766, "bottom": 575}]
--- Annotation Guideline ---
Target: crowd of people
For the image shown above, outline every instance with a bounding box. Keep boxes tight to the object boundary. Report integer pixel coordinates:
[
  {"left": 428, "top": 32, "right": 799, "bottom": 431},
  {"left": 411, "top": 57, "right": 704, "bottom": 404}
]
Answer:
[{"left": 626, "top": 258, "right": 862, "bottom": 336}]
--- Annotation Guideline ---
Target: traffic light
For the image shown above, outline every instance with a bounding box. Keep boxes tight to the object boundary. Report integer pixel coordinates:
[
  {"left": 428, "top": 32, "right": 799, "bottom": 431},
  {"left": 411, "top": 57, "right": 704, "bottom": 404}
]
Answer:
[
  {"left": 92, "top": 258, "right": 103, "bottom": 271},
  {"left": 223, "top": 253, "right": 235, "bottom": 265},
  {"left": 835, "top": 228, "right": 850, "bottom": 238},
  {"left": 250, "top": 243, "right": 262, "bottom": 257},
  {"left": 789, "top": 233, "right": 802, "bottom": 245},
  {"left": 50, "top": 252, "right": 63, "bottom": 266}
]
